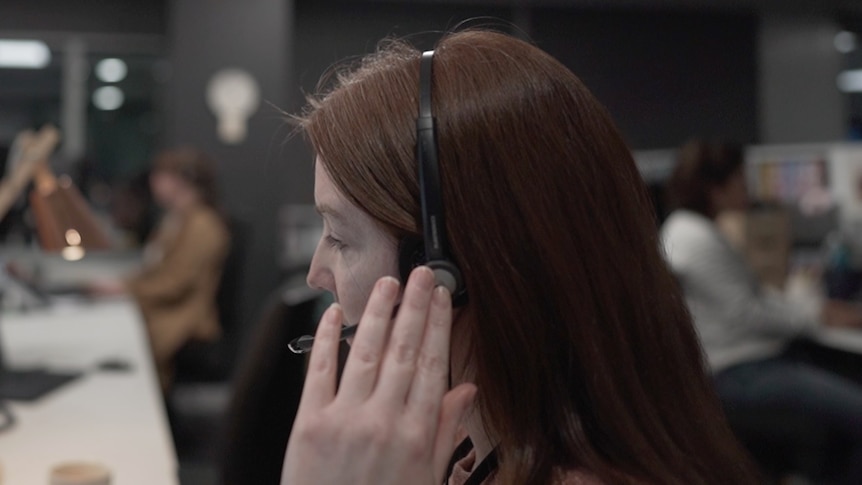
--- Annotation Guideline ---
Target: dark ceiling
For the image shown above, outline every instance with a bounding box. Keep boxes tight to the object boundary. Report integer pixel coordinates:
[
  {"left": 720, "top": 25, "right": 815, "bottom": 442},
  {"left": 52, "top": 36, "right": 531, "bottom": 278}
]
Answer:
[{"left": 0, "top": 0, "right": 860, "bottom": 38}]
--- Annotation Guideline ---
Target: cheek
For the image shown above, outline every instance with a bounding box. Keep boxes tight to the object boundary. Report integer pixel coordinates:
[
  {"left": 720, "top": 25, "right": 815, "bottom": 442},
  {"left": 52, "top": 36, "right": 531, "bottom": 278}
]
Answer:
[
  {"left": 335, "top": 272, "right": 377, "bottom": 325},
  {"left": 334, "top": 245, "right": 399, "bottom": 324}
]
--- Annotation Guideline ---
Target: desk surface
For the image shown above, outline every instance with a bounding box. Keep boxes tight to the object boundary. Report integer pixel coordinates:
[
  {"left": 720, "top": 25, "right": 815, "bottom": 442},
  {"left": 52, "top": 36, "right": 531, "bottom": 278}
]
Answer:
[
  {"left": 0, "top": 298, "right": 178, "bottom": 485},
  {"left": 813, "top": 325, "right": 862, "bottom": 354}
]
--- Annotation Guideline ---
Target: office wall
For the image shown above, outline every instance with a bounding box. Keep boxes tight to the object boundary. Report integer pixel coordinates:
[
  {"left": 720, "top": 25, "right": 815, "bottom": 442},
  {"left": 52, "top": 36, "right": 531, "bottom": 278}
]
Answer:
[
  {"left": 166, "top": 0, "right": 293, "bottom": 336},
  {"left": 292, "top": 3, "right": 758, "bottom": 155},
  {"left": 293, "top": 2, "right": 515, "bottom": 96},
  {"left": 759, "top": 15, "right": 846, "bottom": 143},
  {"left": 0, "top": 0, "right": 165, "bottom": 34},
  {"left": 531, "top": 8, "right": 759, "bottom": 149}
]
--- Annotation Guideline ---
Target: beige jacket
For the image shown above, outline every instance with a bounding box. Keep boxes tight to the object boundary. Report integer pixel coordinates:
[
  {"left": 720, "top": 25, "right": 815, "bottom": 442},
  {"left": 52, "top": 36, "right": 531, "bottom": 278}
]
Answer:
[{"left": 127, "top": 203, "right": 229, "bottom": 389}]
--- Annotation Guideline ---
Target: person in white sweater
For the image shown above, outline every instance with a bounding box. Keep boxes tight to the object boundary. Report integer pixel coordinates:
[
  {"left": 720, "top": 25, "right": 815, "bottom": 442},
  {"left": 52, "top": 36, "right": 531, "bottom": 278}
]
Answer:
[{"left": 662, "top": 139, "right": 862, "bottom": 484}]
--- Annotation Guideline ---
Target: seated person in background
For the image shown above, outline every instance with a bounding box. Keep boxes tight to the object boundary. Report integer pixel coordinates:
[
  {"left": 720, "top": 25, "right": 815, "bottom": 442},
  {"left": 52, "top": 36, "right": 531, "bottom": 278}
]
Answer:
[
  {"left": 279, "top": 31, "right": 758, "bottom": 485},
  {"left": 96, "top": 147, "right": 229, "bottom": 391},
  {"left": 661, "top": 139, "right": 862, "bottom": 483},
  {"left": 110, "top": 171, "right": 157, "bottom": 248}
]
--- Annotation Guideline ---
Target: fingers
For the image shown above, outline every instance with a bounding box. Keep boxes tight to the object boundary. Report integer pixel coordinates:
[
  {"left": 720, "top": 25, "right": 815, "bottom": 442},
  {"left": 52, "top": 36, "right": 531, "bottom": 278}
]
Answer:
[
  {"left": 406, "top": 286, "right": 454, "bottom": 414},
  {"left": 338, "top": 276, "right": 401, "bottom": 403},
  {"left": 296, "top": 303, "right": 343, "bottom": 413},
  {"left": 289, "top": 268, "right": 464, "bottom": 484},
  {"left": 374, "top": 267, "right": 437, "bottom": 403}
]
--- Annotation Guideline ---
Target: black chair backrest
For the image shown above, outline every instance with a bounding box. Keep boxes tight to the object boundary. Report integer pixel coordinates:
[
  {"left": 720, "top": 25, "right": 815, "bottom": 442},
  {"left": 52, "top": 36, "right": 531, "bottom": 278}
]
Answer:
[
  {"left": 174, "top": 216, "right": 250, "bottom": 384},
  {"left": 219, "top": 289, "right": 325, "bottom": 485}
]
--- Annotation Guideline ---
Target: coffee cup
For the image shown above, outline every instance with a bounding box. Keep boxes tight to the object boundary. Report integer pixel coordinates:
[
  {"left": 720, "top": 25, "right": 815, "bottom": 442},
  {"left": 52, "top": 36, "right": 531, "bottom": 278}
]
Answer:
[{"left": 49, "top": 462, "right": 111, "bottom": 485}]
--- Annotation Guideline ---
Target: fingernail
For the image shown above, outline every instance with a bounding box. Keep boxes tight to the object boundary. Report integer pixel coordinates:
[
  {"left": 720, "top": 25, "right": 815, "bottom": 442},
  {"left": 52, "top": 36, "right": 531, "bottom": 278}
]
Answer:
[
  {"left": 433, "top": 285, "right": 450, "bottom": 305},
  {"left": 326, "top": 303, "right": 342, "bottom": 323},
  {"left": 414, "top": 266, "right": 435, "bottom": 290},
  {"left": 379, "top": 277, "right": 399, "bottom": 298}
]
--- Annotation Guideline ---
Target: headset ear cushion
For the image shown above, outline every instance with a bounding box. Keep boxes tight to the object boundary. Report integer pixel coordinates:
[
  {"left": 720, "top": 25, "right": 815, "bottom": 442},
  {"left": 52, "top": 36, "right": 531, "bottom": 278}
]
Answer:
[{"left": 397, "top": 236, "right": 425, "bottom": 284}]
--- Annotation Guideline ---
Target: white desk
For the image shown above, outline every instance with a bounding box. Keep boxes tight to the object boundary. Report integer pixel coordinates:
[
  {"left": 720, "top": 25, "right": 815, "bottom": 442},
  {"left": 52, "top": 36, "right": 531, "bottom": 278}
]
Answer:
[
  {"left": 813, "top": 326, "right": 862, "bottom": 355},
  {"left": 0, "top": 298, "right": 178, "bottom": 485}
]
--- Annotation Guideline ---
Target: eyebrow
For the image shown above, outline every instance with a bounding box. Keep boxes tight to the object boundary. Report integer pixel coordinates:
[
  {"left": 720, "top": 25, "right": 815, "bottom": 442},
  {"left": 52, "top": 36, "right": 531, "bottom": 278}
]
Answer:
[{"left": 315, "top": 203, "right": 349, "bottom": 225}]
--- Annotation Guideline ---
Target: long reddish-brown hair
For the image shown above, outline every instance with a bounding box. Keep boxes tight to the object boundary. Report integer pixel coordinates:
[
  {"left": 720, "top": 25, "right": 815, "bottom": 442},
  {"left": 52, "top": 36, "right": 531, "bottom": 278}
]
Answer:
[{"left": 298, "top": 30, "right": 757, "bottom": 484}]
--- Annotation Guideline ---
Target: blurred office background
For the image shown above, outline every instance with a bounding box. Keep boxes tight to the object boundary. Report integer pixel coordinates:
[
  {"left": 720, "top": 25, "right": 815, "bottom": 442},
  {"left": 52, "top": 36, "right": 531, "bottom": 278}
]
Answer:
[
  {"left": 3, "top": 0, "right": 862, "bottom": 331},
  {"left": 1, "top": 0, "right": 862, "bottom": 484}
]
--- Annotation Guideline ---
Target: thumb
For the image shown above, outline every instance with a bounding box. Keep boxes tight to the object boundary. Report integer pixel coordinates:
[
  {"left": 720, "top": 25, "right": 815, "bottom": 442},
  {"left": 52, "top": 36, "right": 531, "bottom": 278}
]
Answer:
[{"left": 432, "top": 383, "right": 478, "bottom": 483}]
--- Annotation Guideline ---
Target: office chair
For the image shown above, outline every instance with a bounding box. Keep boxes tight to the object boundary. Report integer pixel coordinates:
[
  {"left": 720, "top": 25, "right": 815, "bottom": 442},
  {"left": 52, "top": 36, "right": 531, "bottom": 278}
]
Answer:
[{"left": 219, "top": 284, "right": 336, "bottom": 485}]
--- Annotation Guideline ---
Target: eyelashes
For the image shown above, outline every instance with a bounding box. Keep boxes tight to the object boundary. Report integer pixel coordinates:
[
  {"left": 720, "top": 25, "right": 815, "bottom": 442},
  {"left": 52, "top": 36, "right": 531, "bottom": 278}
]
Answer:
[{"left": 325, "top": 234, "right": 346, "bottom": 251}]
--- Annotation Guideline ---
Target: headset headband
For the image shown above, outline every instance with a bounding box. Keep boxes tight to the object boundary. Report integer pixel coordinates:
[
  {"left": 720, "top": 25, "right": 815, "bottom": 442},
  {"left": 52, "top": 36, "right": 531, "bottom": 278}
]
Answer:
[
  {"left": 414, "top": 50, "right": 464, "bottom": 299},
  {"left": 417, "top": 50, "right": 447, "bottom": 262}
]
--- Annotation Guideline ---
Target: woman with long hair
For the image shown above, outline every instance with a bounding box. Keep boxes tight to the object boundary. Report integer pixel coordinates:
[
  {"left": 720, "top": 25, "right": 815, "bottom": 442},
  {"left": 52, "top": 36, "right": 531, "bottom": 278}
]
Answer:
[
  {"left": 663, "top": 139, "right": 862, "bottom": 483},
  {"left": 281, "top": 31, "right": 757, "bottom": 484}
]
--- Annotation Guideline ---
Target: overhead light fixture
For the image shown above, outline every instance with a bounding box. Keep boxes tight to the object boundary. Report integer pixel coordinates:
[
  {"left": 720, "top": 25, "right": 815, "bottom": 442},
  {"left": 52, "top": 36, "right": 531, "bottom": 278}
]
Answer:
[
  {"left": 0, "top": 39, "right": 51, "bottom": 69},
  {"left": 61, "top": 229, "right": 85, "bottom": 261},
  {"left": 92, "top": 86, "right": 125, "bottom": 111},
  {"left": 834, "top": 31, "right": 857, "bottom": 54},
  {"left": 206, "top": 68, "right": 261, "bottom": 144},
  {"left": 95, "top": 58, "right": 127, "bottom": 83},
  {"left": 837, "top": 69, "right": 862, "bottom": 93}
]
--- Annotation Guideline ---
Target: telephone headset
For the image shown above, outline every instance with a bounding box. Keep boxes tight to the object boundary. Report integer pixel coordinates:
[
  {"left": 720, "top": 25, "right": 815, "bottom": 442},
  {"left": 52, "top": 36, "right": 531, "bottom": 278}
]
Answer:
[
  {"left": 398, "top": 50, "right": 467, "bottom": 306},
  {"left": 407, "top": 51, "right": 495, "bottom": 485},
  {"left": 288, "top": 49, "right": 467, "bottom": 355}
]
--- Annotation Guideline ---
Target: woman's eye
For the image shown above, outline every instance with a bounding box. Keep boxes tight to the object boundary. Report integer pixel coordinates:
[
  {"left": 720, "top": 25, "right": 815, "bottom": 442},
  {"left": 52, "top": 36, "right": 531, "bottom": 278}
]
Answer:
[{"left": 325, "top": 235, "right": 346, "bottom": 251}]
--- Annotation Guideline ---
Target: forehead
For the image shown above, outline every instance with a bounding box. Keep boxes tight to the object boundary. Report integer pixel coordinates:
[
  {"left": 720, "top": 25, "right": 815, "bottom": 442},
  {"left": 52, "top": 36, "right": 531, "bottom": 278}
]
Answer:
[
  {"left": 314, "top": 161, "right": 336, "bottom": 202},
  {"left": 312, "top": 157, "right": 399, "bottom": 247},
  {"left": 313, "top": 159, "right": 357, "bottom": 226}
]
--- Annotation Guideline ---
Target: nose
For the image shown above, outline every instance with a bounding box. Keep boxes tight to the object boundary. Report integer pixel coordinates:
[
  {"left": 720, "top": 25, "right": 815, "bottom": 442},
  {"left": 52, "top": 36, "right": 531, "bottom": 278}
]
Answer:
[{"left": 306, "top": 240, "right": 334, "bottom": 293}]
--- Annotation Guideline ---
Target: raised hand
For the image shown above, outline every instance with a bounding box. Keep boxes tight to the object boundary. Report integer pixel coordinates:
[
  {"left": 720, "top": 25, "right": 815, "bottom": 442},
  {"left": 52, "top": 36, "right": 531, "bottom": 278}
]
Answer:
[{"left": 281, "top": 266, "right": 477, "bottom": 485}]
